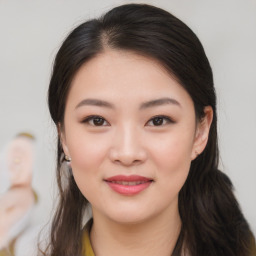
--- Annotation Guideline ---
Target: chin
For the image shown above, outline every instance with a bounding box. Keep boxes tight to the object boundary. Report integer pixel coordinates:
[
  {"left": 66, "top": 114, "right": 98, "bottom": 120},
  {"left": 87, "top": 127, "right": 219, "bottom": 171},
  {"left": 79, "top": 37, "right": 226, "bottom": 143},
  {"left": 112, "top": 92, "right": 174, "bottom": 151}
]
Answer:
[
  {"left": 102, "top": 207, "right": 157, "bottom": 226},
  {"left": 113, "top": 215, "right": 144, "bottom": 225}
]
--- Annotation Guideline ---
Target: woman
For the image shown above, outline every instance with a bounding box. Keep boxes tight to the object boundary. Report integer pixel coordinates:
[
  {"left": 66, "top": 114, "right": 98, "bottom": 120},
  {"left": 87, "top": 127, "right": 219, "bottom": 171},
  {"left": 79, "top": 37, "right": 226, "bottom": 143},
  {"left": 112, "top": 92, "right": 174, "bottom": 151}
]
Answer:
[{"left": 44, "top": 3, "right": 256, "bottom": 256}]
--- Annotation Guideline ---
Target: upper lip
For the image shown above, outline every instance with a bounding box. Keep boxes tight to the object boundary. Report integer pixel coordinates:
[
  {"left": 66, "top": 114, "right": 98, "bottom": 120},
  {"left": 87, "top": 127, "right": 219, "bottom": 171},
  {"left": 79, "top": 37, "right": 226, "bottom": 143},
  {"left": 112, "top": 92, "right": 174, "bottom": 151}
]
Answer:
[{"left": 104, "top": 175, "right": 153, "bottom": 182}]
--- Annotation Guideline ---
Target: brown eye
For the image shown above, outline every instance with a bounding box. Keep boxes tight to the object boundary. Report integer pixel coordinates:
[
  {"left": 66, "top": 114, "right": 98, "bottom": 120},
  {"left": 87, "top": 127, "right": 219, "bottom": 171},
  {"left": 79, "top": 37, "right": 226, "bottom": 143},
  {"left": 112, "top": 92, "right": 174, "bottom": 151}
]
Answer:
[
  {"left": 92, "top": 117, "right": 105, "bottom": 126},
  {"left": 82, "top": 116, "right": 109, "bottom": 126},
  {"left": 152, "top": 117, "right": 164, "bottom": 126},
  {"left": 146, "top": 115, "right": 174, "bottom": 126}
]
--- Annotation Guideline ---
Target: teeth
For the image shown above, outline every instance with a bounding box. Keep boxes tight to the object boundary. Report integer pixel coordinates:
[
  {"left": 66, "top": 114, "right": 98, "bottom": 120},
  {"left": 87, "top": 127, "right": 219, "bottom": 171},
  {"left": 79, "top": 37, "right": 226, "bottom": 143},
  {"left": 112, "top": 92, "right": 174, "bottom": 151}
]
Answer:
[{"left": 110, "top": 181, "right": 147, "bottom": 185}]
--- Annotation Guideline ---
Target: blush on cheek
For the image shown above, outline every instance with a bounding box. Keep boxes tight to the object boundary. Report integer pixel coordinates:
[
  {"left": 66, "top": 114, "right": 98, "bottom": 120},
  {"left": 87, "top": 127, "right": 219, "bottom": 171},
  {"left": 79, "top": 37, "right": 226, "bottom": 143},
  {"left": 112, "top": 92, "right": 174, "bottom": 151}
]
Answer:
[
  {"left": 161, "top": 161, "right": 191, "bottom": 193},
  {"left": 156, "top": 140, "right": 191, "bottom": 185},
  {"left": 70, "top": 136, "right": 106, "bottom": 160},
  {"left": 156, "top": 140, "right": 191, "bottom": 164}
]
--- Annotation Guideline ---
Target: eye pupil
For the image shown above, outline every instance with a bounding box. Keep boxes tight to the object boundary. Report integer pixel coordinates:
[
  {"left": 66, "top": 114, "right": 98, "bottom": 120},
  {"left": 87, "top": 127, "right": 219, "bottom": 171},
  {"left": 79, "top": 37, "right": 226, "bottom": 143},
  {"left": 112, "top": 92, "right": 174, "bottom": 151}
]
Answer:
[
  {"left": 153, "top": 117, "right": 163, "bottom": 126},
  {"left": 93, "top": 117, "right": 104, "bottom": 126}
]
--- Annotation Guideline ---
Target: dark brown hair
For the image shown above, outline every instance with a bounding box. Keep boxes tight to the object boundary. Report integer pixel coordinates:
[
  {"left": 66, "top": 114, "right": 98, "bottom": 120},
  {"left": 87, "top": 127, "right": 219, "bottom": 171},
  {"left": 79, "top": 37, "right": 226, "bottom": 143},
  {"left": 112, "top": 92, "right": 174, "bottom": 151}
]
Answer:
[{"left": 45, "top": 3, "right": 256, "bottom": 256}]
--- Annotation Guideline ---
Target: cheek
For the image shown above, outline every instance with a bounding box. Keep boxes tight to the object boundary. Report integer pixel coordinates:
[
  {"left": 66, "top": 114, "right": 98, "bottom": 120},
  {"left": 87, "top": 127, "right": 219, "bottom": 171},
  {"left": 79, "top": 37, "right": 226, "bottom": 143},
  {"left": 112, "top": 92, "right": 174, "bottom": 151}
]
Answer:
[
  {"left": 69, "top": 135, "right": 108, "bottom": 172},
  {"left": 151, "top": 129, "right": 194, "bottom": 165},
  {"left": 67, "top": 134, "right": 110, "bottom": 202},
  {"left": 66, "top": 130, "right": 113, "bottom": 188},
  {"left": 157, "top": 142, "right": 191, "bottom": 180},
  {"left": 149, "top": 130, "right": 194, "bottom": 188}
]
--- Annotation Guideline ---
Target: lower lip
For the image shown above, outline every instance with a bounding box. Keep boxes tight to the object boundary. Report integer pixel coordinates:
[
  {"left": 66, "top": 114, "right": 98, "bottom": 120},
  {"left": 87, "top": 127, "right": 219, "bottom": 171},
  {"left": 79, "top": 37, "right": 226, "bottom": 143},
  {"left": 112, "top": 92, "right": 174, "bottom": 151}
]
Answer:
[{"left": 105, "top": 181, "right": 152, "bottom": 195}]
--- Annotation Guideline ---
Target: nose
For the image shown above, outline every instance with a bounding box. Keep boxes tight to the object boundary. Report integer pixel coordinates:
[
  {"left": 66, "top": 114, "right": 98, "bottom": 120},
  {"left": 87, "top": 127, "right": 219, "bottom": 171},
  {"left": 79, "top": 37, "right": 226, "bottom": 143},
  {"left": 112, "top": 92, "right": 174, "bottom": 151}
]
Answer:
[{"left": 109, "top": 125, "right": 147, "bottom": 166}]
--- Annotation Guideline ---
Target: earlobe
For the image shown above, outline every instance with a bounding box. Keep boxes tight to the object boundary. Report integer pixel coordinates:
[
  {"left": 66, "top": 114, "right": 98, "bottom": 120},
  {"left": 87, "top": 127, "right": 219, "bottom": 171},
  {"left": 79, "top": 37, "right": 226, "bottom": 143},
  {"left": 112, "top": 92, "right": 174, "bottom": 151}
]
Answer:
[{"left": 191, "top": 106, "right": 213, "bottom": 160}]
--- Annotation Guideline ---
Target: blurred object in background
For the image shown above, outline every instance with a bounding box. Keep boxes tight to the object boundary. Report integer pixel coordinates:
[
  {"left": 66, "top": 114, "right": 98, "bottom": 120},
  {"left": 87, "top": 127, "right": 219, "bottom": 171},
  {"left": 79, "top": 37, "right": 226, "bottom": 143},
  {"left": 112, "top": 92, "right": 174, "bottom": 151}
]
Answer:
[{"left": 0, "top": 133, "right": 38, "bottom": 256}]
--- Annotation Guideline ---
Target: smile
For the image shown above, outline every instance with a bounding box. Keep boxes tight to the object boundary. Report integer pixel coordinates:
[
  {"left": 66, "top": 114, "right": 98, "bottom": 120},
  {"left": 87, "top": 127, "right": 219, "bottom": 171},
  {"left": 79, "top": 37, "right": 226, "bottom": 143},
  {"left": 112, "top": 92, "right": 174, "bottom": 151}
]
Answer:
[
  {"left": 108, "top": 181, "right": 149, "bottom": 185},
  {"left": 104, "top": 175, "right": 153, "bottom": 195}
]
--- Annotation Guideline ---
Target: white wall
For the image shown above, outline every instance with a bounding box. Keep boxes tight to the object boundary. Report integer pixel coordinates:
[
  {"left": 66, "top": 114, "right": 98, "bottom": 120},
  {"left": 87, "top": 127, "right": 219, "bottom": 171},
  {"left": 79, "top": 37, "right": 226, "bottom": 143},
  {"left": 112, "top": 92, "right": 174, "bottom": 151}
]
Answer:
[{"left": 0, "top": 0, "right": 255, "bottom": 234}]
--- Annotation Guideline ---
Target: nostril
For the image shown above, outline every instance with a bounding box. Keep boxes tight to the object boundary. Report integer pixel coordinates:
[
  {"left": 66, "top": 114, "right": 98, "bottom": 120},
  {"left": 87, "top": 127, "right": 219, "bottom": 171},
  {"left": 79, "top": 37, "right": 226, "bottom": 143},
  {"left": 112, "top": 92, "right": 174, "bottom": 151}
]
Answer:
[
  {"left": 113, "top": 158, "right": 142, "bottom": 166},
  {"left": 108, "top": 144, "right": 147, "bottom": 166}
]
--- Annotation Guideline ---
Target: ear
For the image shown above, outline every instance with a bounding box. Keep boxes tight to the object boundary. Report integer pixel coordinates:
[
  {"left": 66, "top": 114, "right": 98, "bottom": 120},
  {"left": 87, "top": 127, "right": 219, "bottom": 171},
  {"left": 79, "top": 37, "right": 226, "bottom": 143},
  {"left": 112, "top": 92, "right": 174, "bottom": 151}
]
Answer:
[
  {"left": 191, "top": 106, "right": 213, "bottom": 160},
  {"left": 58, "top": 123, "right": 70, "bottom": 158}
]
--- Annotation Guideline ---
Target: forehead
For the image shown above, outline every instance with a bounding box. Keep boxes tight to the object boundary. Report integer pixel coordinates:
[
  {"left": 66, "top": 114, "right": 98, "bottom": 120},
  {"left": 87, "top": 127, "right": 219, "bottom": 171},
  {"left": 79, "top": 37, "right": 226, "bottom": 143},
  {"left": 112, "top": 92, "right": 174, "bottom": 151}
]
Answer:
[{"left": 67, "top": 49, "right": 193, "bottom": 109}]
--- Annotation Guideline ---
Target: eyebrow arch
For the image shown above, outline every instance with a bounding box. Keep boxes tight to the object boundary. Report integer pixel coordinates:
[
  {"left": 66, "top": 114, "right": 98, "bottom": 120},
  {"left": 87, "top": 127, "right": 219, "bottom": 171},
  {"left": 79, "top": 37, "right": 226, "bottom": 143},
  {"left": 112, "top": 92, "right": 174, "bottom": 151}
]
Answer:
[
  {"left": 75, "top": 97, "right": 181, "bottom": 110},
  {"left": 140, "top": 97, "right": 181, "bottom": 109},
  {"left": 75, "top": 98, "right": 114, "bottom": 109}
]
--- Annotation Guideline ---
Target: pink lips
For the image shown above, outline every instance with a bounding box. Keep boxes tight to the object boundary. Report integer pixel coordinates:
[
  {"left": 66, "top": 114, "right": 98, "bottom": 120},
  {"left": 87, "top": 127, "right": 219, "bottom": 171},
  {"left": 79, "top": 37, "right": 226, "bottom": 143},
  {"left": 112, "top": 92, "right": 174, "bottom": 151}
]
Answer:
[{"left": 104, "top": 175, "right": 153, "bottom": 195}]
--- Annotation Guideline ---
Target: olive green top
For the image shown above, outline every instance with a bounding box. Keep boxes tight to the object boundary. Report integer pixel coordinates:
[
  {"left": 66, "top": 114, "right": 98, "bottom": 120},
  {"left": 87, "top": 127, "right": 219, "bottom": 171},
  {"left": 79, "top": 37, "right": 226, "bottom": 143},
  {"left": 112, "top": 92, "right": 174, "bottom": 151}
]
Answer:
[{"left": 82, "top": 219, "right": 95, "bottom": 256}]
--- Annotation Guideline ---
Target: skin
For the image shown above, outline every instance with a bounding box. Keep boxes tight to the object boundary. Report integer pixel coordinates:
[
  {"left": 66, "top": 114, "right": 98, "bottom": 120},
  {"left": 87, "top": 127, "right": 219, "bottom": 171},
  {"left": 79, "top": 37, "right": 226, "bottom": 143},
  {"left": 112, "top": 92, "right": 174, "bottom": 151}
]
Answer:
[
  {"left": 0, "top": 187, "right": 34, "bottom": 248},
  {"left": 61, "top": 49, "right": 213, "bottom": 256},
  {"left": 7, "top": 136, "right": 34, "bottom": 186},
  {"left": 0, "top": 135, "right": 35, "bottom": 248}
]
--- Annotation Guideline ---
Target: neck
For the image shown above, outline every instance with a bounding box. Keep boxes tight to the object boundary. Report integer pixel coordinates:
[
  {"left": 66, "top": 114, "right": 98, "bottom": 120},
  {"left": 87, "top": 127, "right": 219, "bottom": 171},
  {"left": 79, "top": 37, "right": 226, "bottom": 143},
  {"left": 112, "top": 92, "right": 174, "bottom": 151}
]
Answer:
[{"left": 90, "top": 205, "right": 181, "bottom": 256}]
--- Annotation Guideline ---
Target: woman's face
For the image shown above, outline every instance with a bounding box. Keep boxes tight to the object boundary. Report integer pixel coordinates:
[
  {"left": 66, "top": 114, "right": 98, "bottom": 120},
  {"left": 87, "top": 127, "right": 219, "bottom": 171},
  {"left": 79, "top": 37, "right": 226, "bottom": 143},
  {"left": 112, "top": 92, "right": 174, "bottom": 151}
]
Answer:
[{"left": 61, "top": 50, "right": 210, "bottom": 224}]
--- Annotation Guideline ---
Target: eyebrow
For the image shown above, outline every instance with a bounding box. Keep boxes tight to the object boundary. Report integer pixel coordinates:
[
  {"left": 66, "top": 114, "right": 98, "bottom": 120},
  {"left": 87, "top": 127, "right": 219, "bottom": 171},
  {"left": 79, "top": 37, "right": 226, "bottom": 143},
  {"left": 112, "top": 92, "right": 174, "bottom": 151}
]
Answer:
[
  {"left": 75, "top": 97, "right": 181, "bottom": 110},
  {"left": 140, "top": 97, "right": 181, "bottom": 109},
  {"left": 75, "top": 99, "right": 114, "bottom": 109}
]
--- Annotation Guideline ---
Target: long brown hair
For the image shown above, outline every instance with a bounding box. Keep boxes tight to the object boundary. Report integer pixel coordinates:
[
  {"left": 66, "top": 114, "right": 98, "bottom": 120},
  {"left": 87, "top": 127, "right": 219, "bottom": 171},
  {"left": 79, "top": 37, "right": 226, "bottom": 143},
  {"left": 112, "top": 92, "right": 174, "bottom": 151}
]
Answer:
[{"left": 44, "top": 4, "right": 256, "bottom": 255}]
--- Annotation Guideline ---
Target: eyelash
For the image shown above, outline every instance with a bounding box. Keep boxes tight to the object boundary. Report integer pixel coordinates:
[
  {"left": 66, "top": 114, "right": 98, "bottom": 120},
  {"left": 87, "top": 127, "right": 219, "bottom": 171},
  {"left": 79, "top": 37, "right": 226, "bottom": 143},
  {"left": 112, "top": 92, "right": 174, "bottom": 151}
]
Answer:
[
  {"left": 81, "top": 115, "right": 175, "bottom": 127},
  {"left": 146, "top": 115, "right": 175, "bottom": 126},
  {"left": 82, "top": 115, "right": 109, "bottom": 126}
]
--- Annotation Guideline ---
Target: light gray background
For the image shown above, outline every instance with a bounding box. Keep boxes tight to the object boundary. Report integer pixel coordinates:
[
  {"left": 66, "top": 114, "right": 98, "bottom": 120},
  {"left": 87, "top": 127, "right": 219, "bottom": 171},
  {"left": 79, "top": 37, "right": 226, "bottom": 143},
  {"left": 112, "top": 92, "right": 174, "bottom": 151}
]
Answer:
[{"left": 0, "top": 0, "right": 255, "bottom": 235}]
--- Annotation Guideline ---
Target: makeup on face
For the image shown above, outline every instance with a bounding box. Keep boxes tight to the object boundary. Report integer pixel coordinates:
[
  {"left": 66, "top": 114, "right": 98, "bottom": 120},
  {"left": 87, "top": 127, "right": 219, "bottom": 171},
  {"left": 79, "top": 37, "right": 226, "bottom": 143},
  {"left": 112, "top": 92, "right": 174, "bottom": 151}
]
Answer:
[
  {"left": 104, "top": 175, "right": 153, "bottom": 196},
  {"left": 62, "top": 49, "right": 197, "bottom": 224}
]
